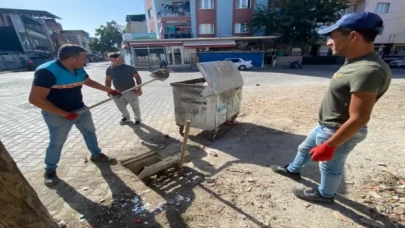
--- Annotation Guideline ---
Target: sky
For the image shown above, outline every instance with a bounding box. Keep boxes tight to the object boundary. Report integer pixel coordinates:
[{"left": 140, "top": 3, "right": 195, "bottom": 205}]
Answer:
[{"left": 0, "top": 0, "right": 145, "bottom": 37}]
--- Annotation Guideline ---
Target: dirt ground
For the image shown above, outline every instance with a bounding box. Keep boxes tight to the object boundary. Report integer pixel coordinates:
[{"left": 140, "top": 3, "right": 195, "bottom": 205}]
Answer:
[{"left": 52, "top": 80, "right": 405, "bottom": 228}]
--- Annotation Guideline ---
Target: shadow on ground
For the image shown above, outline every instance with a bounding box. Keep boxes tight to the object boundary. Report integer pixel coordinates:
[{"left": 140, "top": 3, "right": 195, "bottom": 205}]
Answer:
[
  {"left": 48, "top": 121, "right": 397, "bottom": 227},
  {"left": 50, "top": 161, "right": 162, "bottom": 227},
  {"left": 186, "top": 122, "right": 397, "bottom": 227},
  {"left": 123, "top": 123, "right": 269, "bottom": 227}
]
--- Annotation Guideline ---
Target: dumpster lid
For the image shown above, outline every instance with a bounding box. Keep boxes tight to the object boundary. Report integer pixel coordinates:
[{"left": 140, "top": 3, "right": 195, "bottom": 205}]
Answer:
[{"left": 197, "top": 61, "right": 244, "bottom": 97}]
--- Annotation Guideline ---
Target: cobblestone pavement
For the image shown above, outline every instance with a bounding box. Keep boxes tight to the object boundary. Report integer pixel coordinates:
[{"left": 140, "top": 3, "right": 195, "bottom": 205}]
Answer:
[
  {"left": 0, "top": 62, "right": 336, "bottom": 172},
  {"left": 1, "top": 62, "right": 403, "bottom": 225}
]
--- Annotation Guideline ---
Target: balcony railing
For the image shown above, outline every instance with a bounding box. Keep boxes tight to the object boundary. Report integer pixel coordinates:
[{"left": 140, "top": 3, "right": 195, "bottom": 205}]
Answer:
[
  {"left": 157, "top": 10, "right": 190, "bottom": 19},
  {"left": 164, "top": 33, "right": 192, "bottom": 39},
  {"left": 157, "top": 2, "right": 191, "bottom": 19}
]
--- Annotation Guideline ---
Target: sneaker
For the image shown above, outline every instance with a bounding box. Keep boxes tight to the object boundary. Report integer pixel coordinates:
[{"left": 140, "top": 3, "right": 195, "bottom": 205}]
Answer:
[
  {"left": 135, "top": 120, "right": 141, "bottom": 125},
  {"left": 120, "top": 118, "right": 129, "bottom": 124},
  {"left": 44, "top": 170, "right": 60, "bottom": 187},
  {"left": 293, "top": 187, "right": 335, "bottom": 204},
  {"left": 271, "top": 165, "right": 302, "bottom": 180},
  {"left": 90, "top": 153, "right": 115, "bottom": 163}
]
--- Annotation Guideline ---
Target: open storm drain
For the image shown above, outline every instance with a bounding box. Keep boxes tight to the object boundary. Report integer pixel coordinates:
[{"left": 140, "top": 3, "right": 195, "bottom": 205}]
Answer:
[
  {"left": 122, "top": 120, "right": 192, "bottom": 181},
  {"left": 121, "top": 151, "right": 190, "bottom": 180}
]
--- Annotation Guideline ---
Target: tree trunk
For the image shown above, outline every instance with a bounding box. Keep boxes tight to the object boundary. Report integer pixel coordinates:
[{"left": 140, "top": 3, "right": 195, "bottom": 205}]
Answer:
[{"left": 0, "top": 140, "right": 59, "bottom": 228}]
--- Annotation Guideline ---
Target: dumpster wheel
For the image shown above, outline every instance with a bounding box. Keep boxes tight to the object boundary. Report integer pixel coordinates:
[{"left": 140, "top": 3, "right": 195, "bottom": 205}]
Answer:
[{"left": 210, "top": 128, "right": 219, "bottom": 141}]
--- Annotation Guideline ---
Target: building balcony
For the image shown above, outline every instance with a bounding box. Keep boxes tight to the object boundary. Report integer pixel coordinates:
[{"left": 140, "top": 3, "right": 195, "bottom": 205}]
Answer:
[
  {"left": 156, "top": 1, "right": 190, "bottom": 21},
  {"left": 26, "top": 30, "right": 48, "bottom": 40},
  {"left": 163, "top": 33, "right": 192, "bottom": 39},
  {"left": 157, "top": 11, "right": 190, "bottom": 22},
  {"left": 159, "top": 21, "right": 192, "bottom": 39}
]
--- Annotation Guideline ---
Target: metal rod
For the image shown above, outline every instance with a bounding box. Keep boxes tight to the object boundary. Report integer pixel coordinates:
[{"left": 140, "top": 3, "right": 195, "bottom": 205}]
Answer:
[
  {"left": 178, "top": 120, "right": 191, "bottom": 169},
  {"left": 77, "top": 78, "right": 158, "bottom": 114}
]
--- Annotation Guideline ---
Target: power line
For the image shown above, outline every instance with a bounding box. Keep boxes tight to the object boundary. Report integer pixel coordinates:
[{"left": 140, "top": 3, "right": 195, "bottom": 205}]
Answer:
[
  {"left": 0, "top": 0, "right": 24, "bottom": 9},
  {"left": 0, "top": 0, "right": 15, "bottom": 8},
  {"left": 385, "top": 15, "right": 405, "bottom": 22},
  {"left": 387, "top": 8, "right": 405, "bottom": 14}
]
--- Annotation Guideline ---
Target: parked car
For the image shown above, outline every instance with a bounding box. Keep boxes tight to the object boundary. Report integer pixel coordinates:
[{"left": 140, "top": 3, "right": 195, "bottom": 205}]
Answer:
[
  {"left": 389, "top": 59, "right": 405, "bottom": 68},
  {"left": 224, "top": 58, "right": 253, "bottom": 70}
]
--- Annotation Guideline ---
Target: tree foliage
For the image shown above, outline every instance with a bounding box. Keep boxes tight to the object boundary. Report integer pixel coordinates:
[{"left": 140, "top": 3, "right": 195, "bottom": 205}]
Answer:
[
  {"left": 89, "top": 21, "right": 124, "bottom": 53},
  {"left": 250, "top": 0, "right": 349, "bottom": 46}
]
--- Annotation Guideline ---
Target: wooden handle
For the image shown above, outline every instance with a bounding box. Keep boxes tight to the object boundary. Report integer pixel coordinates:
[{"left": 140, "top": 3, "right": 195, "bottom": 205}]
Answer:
[
  {"left": 77, "top": 78, "right": 158, "bottom": 115},
  {"left": 179, "top": 120, "right": 191, "bottom": 169}
]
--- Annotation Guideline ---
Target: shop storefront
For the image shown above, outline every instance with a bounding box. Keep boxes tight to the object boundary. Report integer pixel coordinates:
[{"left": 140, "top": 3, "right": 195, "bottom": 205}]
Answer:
[{"left": 122, "top": 33, "right": 277, "bottom": 68}]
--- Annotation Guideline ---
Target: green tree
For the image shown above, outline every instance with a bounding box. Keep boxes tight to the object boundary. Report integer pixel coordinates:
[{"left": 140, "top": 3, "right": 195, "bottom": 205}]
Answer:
[
  {"left": 89, "top": 20, "right": 125, "bottom": 53},
  {"left": 250, "top": 0, "right": 349, "bottom": 47}
]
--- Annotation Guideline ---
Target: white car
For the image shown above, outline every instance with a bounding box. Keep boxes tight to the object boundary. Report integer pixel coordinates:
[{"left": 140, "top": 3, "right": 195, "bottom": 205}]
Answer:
[
  {"left": 389, "top": 59, "right": 405, "bottom": 68},
  {"left": 224, "top": 58, "right": 253, "bottom": 70}
]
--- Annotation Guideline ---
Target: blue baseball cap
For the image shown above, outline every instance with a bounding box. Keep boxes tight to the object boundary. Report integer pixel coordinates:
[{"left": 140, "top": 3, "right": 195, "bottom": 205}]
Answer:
[{"left": 318, "top": 11, "right": 383, "bottom": 35}]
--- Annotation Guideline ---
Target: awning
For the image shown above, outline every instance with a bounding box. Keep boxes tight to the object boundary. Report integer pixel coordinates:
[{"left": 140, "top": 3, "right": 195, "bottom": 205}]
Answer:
[
  {"left": 183, "top": 40, "right": 236, "bottom": 48},
  {"left": 129, "top": 41, "right": 182, "bottom": 47}
]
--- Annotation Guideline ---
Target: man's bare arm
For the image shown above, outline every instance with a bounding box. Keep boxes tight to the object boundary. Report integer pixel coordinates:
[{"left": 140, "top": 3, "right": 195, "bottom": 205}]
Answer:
[
  {"left": 326, "top": 92, "right": 376, "bottom": 147},
  {"left": 105, "top": 75, "right": 112, "bottom": 88},
  {"left": 84, "top": 77, "right": 112, "bottom": 92},
  {"left": 133, "top": 72, "right": 142, "bottom": 86},
  {"left": 29, "top": 86, "right": 70, "bottom": 117}
]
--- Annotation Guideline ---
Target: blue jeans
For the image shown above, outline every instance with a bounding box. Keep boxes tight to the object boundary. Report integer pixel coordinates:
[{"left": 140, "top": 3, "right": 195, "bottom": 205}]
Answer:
[
  {"left": 287, "top": 124, "right": 367, "bottom": 198},
  {"left": 42, "top": 107, "right": 101, "bottom": 171}
]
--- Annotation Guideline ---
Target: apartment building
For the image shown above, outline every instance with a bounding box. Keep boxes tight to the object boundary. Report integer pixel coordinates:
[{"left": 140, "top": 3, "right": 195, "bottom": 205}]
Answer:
[
  {"left": 143, "top": 0, "right": 268, "bottom": 39},
  {"left": 126, "top": 14, "right": 148, "bottom": 33},
  {"left": 60, "top": 30, "right": 91, "bottom": 53},
  {"left": 0, "top": 8, "right": 56, "bottom": 58},
  {"left": 45, "top": 18, "right": 68, "bottom": 52},
  {"left": 350, "top": 0, "right": 405, "bottom": 55}
]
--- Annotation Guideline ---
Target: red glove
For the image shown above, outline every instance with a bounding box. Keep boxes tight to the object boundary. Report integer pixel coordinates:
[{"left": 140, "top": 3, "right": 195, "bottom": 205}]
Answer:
[
  {"left": 64, "top": 113, "right": 78, "bottom": 121},
  {"left": 108, "top": 89, "right": 122, "bottom": 97},
  {"left": 310, "top": 143, "right": 336, "bottom": 161}
]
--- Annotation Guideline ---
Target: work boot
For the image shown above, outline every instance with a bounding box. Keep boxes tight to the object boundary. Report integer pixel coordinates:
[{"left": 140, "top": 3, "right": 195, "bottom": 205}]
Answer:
[
  {"left": 293, "top": 187, "right": 335, "bottom": 204},
  {"left": 90, "top": 153, "right": 115, "bottom": 163},
  {"left": 44, "top": 170, "right": 60, "bottom": 187},
  {"left": 120, "top": 117, "right": 129, "bottom": 124},
  {"left": 271, "top": 165, "right": 302, "bottom": 180}
]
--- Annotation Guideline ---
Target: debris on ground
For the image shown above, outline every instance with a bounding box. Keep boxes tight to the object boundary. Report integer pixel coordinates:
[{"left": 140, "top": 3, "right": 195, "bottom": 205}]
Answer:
[
  {"left": 332, "top": 211, "right": 351, "bottom": 222},
  {"left": 208, "top": 149, "right": 218, "bottom": 157},
  {"left": 176, "top": 194, "right": 184, "bottom": 202},
  {"left": 205, "top": 177, "right": 215, "bottom": 183},
  {"left": 358, "top": 171, "right": 405, "bottom": 226},
  {"left": 58, "top": 220, "right": 67, "bottom": 228}
]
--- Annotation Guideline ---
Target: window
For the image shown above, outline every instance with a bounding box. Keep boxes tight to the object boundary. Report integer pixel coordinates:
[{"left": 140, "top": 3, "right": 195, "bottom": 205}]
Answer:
[
  {"left": 376, "top": 3, "right": 390, "bottom": 13},
  {"left": 148, "top": 8, "right": 153, "bottom": 18},
  {"left": 235, "top": 0, "right": 251, "bottom": 9},
  {"left": 234, "top": 23, "right": 249, "bottom": 33},
  {"left": 345, "top": 5, "right": 355, "bottom": 14},
  {"left": 199, "top": 0, "right": 214, "bottom": 9},
  {"left": 199, "top": 24, "right": 214, "bottom": 34}
]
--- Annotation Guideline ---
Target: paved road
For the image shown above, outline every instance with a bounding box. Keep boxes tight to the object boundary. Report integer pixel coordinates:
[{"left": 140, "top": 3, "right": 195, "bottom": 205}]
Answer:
[{"left": 0, "top": 62, "right": 402, "bottom": 172}]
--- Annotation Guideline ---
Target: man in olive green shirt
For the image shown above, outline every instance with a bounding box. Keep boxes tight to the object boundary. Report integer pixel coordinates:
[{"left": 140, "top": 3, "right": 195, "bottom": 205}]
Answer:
[{"left": 272, "top": 12, "right": 392, "bottom": 203}]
